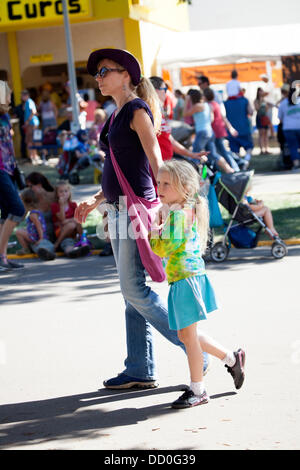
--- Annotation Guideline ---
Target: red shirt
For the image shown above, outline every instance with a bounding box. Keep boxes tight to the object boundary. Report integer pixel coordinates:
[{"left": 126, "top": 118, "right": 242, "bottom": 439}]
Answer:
[
  {"left": 157, "top": 116, "right": 173, "bottom": 161},
  {"left": 51, "top": 201, "right": 77, "bottom": 228},
  {"left": 210, "top": 101, "right": 227, "bottom": 138}
]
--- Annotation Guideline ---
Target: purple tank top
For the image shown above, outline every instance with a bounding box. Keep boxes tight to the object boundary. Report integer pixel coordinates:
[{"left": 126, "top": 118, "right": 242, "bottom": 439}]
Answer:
[{"left": 100, "top": 98, "right": 156, "bottom": 203}]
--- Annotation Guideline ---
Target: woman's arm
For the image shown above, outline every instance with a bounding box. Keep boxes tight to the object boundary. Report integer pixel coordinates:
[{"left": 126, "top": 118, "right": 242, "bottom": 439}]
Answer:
[
  {"left": 169, "top": 135, "right": 208, "bottom": 161},
  {"left": 130, "top": 108, "right": 163, "bottom": 180},
  {"left": 183, "top": 103, "right": 204, "bottom": 117}
]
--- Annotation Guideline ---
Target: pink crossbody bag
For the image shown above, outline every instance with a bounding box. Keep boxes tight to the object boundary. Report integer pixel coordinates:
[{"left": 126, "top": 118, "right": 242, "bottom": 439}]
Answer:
[{"left": 108, "top": 113, "right": 166, "bottom": 283}]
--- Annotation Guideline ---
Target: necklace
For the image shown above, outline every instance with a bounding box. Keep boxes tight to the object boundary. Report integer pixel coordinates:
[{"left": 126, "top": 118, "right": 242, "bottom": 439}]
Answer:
[{"left": 115, "top": 92, "right": 136, "bottom": 117}]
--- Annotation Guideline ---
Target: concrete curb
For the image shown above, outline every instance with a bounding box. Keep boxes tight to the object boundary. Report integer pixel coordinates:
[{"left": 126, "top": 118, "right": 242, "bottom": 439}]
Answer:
[
  {"left": 7, "top": 240, "right": 300, "bottom": 260},
  {"left": 7, "top": 249, "right": 102, "bottom": 260},
  {"left": 257, "top": 239, "right": 300, "bottom": 247}
]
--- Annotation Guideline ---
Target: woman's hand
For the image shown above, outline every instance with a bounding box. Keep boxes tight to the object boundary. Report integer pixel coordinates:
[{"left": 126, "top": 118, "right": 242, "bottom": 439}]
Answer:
[{"left": 75, "top": 199, "right": 99, "bottom": 224}]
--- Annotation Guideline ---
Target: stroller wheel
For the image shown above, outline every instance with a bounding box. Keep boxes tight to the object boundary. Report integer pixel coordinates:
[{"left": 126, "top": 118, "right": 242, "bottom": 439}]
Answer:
[
  {"left": 210, "top": 242, "right": 229, "bottom": 262},
  {"left": 271, "top": 241, "right": 287, "bottom": 259}
]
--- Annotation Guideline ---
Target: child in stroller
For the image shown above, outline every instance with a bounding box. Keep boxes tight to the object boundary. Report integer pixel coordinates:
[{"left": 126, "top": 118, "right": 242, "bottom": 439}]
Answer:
[
  {"left": 57, "top": 129, "right": 105, "bottom": 184},
  {"left": 244, "top": 190, "right": 279, "bottom": 238},
  {"left": 208, "top": 170, "right": 287, "bottom": 261}
]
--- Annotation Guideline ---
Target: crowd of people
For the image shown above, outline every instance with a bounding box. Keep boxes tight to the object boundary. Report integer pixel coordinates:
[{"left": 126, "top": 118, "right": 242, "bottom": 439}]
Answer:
[
  {"left": 8, "top": 67, "right": 300, "bottom": 177},
  {"left": 11, "top": 81, "right": 110, "bottom": 183},
  {"left": 161, "top": 70, "right": 300, "bottom": 172}
]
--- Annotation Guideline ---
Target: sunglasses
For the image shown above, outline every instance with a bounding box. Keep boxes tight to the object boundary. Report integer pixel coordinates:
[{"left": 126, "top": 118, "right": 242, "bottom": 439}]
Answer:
[
  {"left": 158, "top": 87, "right": 168, "bottom": 92},
  {"left": 94, "top": 66, "right": 125, "bottom": 80}
]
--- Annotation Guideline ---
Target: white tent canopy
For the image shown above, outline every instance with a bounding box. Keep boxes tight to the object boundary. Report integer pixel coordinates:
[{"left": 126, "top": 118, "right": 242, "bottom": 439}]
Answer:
[{"left": 157, "top": 23, "right": 300, "bottom": 67}]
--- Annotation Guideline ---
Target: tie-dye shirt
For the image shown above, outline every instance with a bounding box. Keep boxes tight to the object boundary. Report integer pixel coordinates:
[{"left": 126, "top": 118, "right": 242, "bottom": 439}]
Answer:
[{"left": 150, "top": 207, "right": 206, "bottom": 284}]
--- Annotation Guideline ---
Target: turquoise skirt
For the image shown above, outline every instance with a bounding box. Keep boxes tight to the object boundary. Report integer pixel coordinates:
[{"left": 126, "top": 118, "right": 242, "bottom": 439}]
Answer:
[{"left": 168, "top": 274, "right": 218, "bottom": 330}]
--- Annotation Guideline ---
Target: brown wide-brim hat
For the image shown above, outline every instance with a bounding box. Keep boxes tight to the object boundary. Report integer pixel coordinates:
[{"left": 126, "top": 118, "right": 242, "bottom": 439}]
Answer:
[{"left": 87, "top": 48, "right": 141, "bottom": 86}]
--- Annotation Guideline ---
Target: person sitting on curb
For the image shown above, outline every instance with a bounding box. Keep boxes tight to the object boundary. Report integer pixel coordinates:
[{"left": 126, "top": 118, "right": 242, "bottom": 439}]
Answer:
[
  {"left": 25, "top": 172, "right": 89, "bottom": 259},
  {"left": 16, "top": 188, "right": 49, "bottom": 257},
  {"left": 51, "top": 181, "right": 90, "bottom": 258}
]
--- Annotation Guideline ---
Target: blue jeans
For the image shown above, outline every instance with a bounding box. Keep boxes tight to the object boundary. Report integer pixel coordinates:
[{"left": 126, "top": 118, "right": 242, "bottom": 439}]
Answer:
[
  {"left": 107, "top": 207, "right": 208, "bottom": 380},
  {"left": 283, "top": 129, "right": 300, "bottom": 162},
  {"left": 192, "top": 130, "right": 221, "bottom": 168},
  {"left": 215, "top": 137, "right": 240, "bottom": 171},
  {"left": 0, "top": 170, "right": 25, "bottom": 223}
]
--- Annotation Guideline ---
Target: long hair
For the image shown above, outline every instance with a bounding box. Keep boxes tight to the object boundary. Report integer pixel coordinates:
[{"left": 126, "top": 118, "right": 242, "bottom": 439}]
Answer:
[
  {"left": 134, "top": 77, "right": 162, "bottom": 134},
  {"left": 25, "top": 172, "right": 54, "bottom": 192},
  {"left": 159, "top": 159, "right": 209, "bottom": 253},
  {"left": 188, "top": 88, "right": 202, "bottom": 105},
  {"left": 256, "top": 87, "right": 264, "bottom": 101}
]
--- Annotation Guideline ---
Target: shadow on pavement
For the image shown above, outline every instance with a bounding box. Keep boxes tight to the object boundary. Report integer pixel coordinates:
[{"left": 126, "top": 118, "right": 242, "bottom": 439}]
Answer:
[
  {"left": 0, "top": 256, "right": 120, "bottom": 305},
  {"left": 1, "top": 246, "right": 299, "bottom": 303},
  {"left": 0, "top": 387, "right": 236, "bottom": 449}
]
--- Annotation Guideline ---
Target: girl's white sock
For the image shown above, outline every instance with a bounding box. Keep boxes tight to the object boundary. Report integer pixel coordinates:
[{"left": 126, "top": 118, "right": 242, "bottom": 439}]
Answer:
[
  {"left": 190, "top": 381, "right": 205, "bottom": 396},
  {"left": 222, "top": 351, "right": 236, "bottom": 368}
]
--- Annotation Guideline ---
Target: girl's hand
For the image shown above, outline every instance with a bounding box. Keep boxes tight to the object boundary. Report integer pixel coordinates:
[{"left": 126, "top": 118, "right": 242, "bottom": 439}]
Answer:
[
  {"left": 59, "top": 195, "right": 68, "bottom": 205},
  {"left": 75, "top": 199, "right": 99, "bottom": 224}
]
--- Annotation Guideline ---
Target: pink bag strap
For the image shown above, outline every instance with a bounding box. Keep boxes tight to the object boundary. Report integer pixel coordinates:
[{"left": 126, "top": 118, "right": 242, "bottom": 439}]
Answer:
[{"left": 107, "top": 112, "right": 166, "bottom": 283}]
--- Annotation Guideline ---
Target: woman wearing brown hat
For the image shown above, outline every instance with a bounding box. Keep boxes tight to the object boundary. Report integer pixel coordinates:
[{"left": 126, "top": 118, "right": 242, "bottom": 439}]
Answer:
[{"left": 75, "top": 49, "right": 209, "bottom": 390}]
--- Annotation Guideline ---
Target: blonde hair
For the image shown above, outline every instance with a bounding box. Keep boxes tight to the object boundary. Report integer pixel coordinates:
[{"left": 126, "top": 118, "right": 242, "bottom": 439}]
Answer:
[
  {"left": 134, "top": 77, "right": 162, "bottom": 134},
  {"left": 159, "top": 159, "right": 209, "bottom": 253},
  {"left": 54, "top": 180, "right": 72, "bottom": 203}
]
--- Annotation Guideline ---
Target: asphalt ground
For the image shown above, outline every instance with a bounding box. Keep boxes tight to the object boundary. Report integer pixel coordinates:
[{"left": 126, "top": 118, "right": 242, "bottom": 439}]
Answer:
[
  {"left": 1, "top": 247, "right": 300, "bottom": 450},
  {"left": 0, "top": 170, "right": 300, "bottom": 451}
]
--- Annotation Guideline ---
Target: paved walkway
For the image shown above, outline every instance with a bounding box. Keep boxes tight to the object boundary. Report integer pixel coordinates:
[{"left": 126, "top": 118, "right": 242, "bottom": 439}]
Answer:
[
  {"left": 1, "top": 170, "right": 300, "bottom": 450},
  {"left": 1, "top": 245, "right": 300, "bottom": 450}
]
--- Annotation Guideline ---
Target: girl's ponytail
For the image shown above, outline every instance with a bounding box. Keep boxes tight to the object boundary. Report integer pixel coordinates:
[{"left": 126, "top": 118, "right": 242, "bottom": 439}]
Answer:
[{"left": 135, "top": 77, "right": 162, "bottom": 134}]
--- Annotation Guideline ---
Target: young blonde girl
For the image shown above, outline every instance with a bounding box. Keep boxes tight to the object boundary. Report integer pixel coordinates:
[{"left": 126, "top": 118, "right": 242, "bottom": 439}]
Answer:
[
  {"left": 150, "top": 159, "right": 245, "bottom": 409},
  {"left": 51, "top": 181, "right": 82, "bottom": 252}
]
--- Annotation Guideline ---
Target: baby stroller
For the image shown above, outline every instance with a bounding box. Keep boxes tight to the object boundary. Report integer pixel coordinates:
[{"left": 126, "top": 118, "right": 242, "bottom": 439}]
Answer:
[
  {"left": 209, "top": 170, "right": 287, "bottom": 262},
  {"left": 57, "top": 130, "right": 104, "bottom": 185}
]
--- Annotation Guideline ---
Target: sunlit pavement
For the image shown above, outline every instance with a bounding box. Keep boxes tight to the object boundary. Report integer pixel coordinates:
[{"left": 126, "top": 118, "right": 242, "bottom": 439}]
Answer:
[{"left": 1, "top": 243, "right": 300, "bottom": 450}]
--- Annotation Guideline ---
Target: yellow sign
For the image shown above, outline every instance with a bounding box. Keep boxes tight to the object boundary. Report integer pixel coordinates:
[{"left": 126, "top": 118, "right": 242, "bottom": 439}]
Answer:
[
  {"left": 30, "top": 54, "right": 53, "bottom": 63},
  {"left": 0, "top": 0, "right": 92, "bottom": 26}
]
